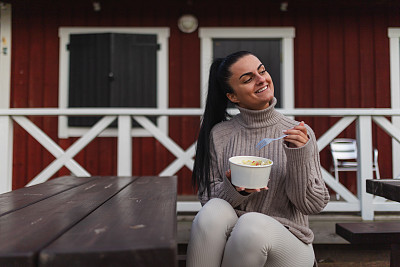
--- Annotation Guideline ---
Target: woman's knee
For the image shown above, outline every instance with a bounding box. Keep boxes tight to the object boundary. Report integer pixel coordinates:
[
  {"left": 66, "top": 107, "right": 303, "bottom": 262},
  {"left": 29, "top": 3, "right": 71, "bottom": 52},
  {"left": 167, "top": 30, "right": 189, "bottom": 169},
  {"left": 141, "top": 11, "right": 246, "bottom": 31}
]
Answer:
[
  {"left": 237, "top": 212, "right": 282, "bottom": 232},
  {"left": 229, "top": 213, "right": 283, "bottom": 249},
  {"left": 193, "top": 198, "right": 238, "bottom": 233},
  {"left": 224, "top": 213, "right": 315, "bottom": 266}
]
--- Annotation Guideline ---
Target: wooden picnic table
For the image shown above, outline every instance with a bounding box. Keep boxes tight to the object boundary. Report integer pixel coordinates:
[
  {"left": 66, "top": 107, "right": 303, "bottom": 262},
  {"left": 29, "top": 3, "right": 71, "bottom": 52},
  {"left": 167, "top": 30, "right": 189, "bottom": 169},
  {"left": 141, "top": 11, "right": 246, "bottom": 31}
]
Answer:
[
  {"left": 366, "top": 178, "right": 400, "bottom": 202},
  {"left": 336, "top": 178, "right": 400, "bottom": 267},
  {"left": 0, "top": 175, "right": 178, "bottom": 267}
]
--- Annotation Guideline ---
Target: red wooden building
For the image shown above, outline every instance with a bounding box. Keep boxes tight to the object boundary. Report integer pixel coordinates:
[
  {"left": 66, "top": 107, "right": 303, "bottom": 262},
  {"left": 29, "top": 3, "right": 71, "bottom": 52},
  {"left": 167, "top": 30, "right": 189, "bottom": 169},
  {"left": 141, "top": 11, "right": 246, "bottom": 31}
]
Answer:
[{"left": 1, "top": 0, "right": 400, "bottom": 198}]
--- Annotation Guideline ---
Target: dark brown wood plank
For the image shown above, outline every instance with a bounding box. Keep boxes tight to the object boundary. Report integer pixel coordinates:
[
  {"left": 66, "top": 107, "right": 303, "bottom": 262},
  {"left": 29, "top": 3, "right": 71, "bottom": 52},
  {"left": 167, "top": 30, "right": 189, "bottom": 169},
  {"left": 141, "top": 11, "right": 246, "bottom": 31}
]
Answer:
[
  {"left": 141, "top": 138, "right": 156, "bottom": 175},
  {"left": 371, "top": 10, "right": 392, "bottom": 181},
  {"left": 343, "top": 10, "right": 360, "bottom": 108},
  {"left": 328, "top": 11, "right": 344, "bottom": 108},
  {"left": 359, "top": 11, "right": 375, "bottom": 108},
  {"left": 366, "top": 179, "right": 400, "bottom": 202},
  {"left": 40, "top": 176, "right": 177, "bottom": 267},
  {"left": 294, "top": 7, "right": 312, "bottom": 129},
  {"left": 179, "top": 24, "right": 200, "bottom": 194},
  {"left": 42, "top": 9, "right": 60, "bottom": 179},
  {"left": 99, "top": 138, "right": 117, "bottom": 176},
  {"left": 0, "top": 176, "right": 137, "bottom": 266},
  {"left": 11, "top": 6, "right": 30, "bottom": 189},
  {"left": 27, "top": 10, "right": 45, "bottom": 184},
  {"left": 336, "top": 222, "right": 400, "bottom": 244},
  {"left": 0, "top": 176, "right": 96, "bottom": 217},
  {"left": 85, "top": 140, "right": 100, "bottom": 175}
]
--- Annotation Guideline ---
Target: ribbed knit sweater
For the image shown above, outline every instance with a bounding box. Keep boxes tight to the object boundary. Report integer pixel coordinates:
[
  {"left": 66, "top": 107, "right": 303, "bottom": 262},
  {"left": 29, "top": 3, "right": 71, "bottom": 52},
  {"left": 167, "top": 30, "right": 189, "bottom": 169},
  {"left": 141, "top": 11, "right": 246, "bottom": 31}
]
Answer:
[{"left": 199, "top": 98, "right": 330, "bottom": 244}]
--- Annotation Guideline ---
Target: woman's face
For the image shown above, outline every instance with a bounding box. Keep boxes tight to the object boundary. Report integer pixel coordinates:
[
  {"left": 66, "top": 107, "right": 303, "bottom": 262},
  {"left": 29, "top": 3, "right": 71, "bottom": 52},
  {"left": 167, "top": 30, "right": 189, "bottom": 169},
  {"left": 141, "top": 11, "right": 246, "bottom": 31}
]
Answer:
[{"left": 226, "top": 55, "right": 274, "bottom": 110}]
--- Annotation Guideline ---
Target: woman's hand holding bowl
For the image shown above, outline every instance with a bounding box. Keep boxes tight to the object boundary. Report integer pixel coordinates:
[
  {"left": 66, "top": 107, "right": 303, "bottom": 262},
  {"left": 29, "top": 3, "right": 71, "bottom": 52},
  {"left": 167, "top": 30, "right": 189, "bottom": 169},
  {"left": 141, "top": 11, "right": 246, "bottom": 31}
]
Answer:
[{"left": 225, "top": 170, "right": 268, "bottom": 193}]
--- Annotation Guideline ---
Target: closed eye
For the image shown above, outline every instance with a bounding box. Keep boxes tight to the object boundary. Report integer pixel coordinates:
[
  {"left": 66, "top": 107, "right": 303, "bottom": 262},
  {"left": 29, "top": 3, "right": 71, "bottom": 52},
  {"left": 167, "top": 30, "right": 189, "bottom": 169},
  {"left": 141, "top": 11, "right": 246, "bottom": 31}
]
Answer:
[
  {"left": 240, "top": 64, "right": 266, "bottom": 83},
  {"left": 244, "top": 75, "right": 253, "bottom": 83}
]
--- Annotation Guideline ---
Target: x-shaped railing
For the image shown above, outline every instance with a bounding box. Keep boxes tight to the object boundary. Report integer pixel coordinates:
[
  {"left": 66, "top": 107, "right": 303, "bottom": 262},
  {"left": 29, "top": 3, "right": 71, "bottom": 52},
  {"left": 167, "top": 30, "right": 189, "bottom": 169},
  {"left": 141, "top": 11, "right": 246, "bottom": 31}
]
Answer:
[{"left": 1, "top": 108, "right": 400, "bottom": 219}]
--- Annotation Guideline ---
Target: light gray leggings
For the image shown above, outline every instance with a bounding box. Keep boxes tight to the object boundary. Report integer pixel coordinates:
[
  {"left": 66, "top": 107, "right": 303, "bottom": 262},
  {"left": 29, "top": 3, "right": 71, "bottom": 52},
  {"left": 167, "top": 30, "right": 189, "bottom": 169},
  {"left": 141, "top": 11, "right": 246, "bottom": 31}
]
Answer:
[{"left": 186, "top": 198, "right": 315, "bottom": 267}]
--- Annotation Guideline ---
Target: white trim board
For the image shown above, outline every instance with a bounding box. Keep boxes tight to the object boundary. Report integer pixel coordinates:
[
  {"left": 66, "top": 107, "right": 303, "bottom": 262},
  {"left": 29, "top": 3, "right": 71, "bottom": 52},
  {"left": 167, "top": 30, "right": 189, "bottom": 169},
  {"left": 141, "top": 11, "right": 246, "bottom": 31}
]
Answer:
[
  {"left": 0, "top": 3, "right": 11, "bottom": 109},
  {"left": 0, "top": 3, "right": 12, "bottom": 194},
  {"left": 388, "top": 27, "right": 400, "bottom": 178}
]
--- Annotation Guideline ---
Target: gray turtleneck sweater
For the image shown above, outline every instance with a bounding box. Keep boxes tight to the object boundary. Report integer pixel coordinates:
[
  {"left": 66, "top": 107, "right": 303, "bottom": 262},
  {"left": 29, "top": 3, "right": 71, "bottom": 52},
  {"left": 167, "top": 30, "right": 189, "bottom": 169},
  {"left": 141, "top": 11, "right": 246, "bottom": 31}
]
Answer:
[{"left": 199, "top": 98, "right": 330, "bottom": 244}]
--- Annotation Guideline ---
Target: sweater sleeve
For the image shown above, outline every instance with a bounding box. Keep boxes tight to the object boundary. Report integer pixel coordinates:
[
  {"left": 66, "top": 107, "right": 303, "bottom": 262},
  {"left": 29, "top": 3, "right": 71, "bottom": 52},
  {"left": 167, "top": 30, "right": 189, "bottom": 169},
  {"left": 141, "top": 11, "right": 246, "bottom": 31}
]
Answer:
[
  {"left": 284, "top": 125, "right": 330, "bottom": 215},
  {"left": 198, "top": 126, "right": 250, "bottom": 207}
]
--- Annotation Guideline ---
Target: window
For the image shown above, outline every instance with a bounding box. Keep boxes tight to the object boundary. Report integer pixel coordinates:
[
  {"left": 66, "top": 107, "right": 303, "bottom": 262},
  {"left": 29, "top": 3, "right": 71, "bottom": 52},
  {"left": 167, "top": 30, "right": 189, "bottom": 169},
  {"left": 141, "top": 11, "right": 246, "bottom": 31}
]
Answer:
[
  {"left": 58, "top": 27, "right": 169, "bottom": 138},
  {"left": 199, "top": 27, "right": 295, "bottom": 109}
]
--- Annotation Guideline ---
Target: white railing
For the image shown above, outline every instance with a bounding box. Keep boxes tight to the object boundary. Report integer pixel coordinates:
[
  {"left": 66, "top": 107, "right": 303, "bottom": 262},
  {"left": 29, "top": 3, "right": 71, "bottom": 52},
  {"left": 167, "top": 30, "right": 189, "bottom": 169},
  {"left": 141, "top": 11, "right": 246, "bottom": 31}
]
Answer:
[{"left": 1, "top": 108, "right": 400, "bottom": 220}]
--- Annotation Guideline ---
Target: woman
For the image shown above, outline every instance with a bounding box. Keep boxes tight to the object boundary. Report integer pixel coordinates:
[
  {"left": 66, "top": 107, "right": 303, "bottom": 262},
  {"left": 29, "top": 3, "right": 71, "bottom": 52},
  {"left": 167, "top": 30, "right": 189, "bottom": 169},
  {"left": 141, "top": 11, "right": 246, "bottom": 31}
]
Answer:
[{"left": 186, "top": 51, "right": 329, "bottom": 267}]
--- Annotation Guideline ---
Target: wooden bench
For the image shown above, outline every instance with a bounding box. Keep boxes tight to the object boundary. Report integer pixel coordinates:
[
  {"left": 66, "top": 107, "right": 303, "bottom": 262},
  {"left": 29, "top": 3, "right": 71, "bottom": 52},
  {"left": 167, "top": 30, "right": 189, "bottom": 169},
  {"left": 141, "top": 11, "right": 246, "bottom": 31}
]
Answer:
[
  {"left": 336, "top": 222, "right": 400, "bottom": 267},
  {"left": 0, "top": 176, "right": 177, "bottom": 267}
]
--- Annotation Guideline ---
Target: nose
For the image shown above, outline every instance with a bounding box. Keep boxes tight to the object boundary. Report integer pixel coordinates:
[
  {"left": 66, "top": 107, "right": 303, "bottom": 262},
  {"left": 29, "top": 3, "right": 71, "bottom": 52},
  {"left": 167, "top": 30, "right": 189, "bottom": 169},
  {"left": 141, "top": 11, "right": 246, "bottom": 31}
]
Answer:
[{"left": 255, "top": 72, "right": 266, "bottom": 84}]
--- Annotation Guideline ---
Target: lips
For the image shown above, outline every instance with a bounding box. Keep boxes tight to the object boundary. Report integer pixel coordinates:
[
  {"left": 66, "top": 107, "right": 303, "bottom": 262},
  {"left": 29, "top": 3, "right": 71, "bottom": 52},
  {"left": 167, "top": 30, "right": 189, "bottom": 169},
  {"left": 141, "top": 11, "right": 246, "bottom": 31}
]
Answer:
[{"left": 255, "top": 85, "right": 268, "bottom": 94}]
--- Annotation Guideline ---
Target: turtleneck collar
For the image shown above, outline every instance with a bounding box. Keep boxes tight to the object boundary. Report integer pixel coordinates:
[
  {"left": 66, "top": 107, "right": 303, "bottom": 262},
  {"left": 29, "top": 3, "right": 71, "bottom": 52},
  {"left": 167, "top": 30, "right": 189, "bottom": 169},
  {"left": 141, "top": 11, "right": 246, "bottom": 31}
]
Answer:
[{"left": 235, "top": 97, "right": 284, "bottom": 128}]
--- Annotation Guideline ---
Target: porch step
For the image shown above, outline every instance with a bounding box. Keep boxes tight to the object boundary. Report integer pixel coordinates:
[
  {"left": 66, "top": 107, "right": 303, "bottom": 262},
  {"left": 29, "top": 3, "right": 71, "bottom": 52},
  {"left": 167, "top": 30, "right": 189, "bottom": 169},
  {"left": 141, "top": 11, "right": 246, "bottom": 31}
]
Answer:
[{"left": 177, "top": 244, "right": 187, "bottom": 267}]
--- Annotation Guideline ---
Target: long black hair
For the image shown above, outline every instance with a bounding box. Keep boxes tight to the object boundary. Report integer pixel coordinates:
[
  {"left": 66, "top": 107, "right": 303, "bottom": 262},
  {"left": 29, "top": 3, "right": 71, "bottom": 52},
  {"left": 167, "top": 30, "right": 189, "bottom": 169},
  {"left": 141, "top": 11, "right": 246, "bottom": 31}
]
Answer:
[{"left": 192, "top": 51, "right": 253, "bottom": 198}]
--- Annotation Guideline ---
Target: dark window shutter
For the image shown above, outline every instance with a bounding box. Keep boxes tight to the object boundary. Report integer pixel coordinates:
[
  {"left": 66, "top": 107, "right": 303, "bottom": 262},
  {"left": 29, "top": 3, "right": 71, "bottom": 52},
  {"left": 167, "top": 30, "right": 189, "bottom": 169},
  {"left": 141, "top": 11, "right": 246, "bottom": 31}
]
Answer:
[
  {"left": 110, "top": 34, "right": 157, "bottom": 108},
  {"left": 68, "top": 33, "right": 111, "bottom": 126},
  {"left": 67, "top": 33, "right": 158, "bottom": 127},
  {"left": 110, "top": 34, "right": 158, "bottom": 126}
]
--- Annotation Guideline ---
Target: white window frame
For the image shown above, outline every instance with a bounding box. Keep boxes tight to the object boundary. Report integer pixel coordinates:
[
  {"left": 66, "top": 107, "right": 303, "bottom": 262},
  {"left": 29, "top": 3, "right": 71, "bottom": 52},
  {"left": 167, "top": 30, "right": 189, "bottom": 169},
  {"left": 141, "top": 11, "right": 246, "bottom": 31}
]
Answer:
[
  {"left": 388, "top": 28, "right": 400, "bottom": 177},
  {"left": 58, "top": 27, "right": 170, "bottom": 138},
  {"left": 198, "top": 27, "right": 295, "bottom": 109}
]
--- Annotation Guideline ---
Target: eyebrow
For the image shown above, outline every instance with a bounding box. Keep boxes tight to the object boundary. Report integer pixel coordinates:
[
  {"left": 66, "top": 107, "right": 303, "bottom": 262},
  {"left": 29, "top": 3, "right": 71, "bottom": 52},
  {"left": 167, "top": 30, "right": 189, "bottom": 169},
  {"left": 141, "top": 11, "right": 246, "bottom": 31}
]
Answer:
[{"left": 238, "top": 64, "right": 264, "bottom": 80}]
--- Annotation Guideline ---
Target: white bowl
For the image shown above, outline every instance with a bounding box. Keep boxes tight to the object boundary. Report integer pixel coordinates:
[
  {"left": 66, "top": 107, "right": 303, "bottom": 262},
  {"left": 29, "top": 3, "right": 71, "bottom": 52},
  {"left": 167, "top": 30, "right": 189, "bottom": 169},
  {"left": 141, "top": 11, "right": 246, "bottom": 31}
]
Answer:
[{"left": 229, "top": 156, "right": 273, "bottom": 189}]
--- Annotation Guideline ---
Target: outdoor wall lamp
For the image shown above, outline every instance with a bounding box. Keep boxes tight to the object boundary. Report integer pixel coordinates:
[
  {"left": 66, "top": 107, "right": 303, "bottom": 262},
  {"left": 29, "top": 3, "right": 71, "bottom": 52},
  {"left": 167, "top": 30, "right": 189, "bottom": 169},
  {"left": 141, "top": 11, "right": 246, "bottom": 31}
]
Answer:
[
  {"left": 178, "top": 14, "right": 198, "bottom": 33},
  {"left": 92, "top": 1, "right": 101, "bottom": 12}
]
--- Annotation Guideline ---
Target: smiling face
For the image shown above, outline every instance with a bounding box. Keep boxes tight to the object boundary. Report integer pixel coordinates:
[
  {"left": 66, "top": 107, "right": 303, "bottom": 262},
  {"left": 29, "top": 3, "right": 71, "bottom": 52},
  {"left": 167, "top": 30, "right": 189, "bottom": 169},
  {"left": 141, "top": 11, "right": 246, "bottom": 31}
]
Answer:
[{"left": 226, "top": 55, "right": 274, "bottom": 110}]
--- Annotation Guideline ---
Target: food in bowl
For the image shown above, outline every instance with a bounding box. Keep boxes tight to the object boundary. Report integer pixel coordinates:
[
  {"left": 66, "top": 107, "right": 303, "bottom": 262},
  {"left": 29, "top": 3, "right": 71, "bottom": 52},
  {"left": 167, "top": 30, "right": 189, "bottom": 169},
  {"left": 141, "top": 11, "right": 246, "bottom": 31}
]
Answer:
[
  {"left": 229, "top": 156, "right": 273, "bottom": 189},
  {"left": 239, "top": 159, "right": 272, "bottom": 166}
]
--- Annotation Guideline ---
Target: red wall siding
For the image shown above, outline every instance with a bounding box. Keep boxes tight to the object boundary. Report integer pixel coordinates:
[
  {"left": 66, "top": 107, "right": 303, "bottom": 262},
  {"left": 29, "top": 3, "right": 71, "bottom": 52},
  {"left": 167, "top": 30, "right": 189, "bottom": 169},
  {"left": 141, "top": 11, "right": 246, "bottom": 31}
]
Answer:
[{"left": 9, "top": 0, "right": 400, "bottom": 195}]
